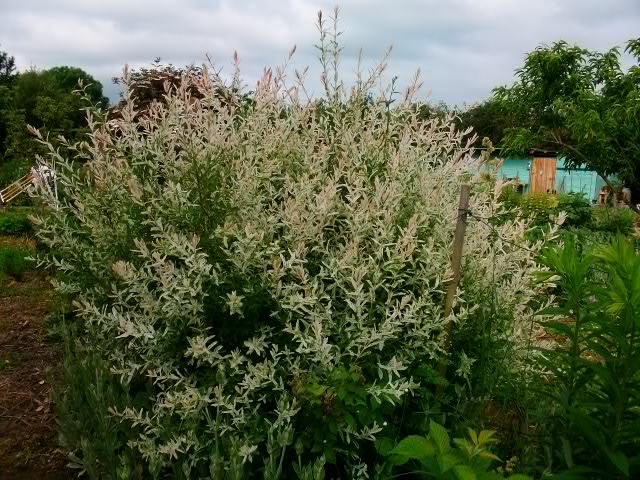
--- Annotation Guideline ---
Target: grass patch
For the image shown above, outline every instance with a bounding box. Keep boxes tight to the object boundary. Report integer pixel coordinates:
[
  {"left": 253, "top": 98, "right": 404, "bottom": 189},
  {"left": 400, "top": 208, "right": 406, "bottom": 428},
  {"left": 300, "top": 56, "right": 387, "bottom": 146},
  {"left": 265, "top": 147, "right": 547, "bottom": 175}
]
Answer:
[
  {"left": 0, "top": 245, "right": 33, "bottom": 282},
  {"left": 0, "top": 207, "right": 36, "bottom": 236}
]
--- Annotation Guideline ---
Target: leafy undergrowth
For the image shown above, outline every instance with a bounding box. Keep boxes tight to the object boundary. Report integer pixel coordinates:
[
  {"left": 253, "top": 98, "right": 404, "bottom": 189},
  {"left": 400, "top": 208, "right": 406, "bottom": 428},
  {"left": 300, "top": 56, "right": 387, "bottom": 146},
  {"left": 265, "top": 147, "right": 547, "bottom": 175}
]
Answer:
[
  {"left": 0, "top": 236, "right": 70, "bottom": 479},
  {"left": 0, "top": 207, "right": 35, "bottom": 236}
]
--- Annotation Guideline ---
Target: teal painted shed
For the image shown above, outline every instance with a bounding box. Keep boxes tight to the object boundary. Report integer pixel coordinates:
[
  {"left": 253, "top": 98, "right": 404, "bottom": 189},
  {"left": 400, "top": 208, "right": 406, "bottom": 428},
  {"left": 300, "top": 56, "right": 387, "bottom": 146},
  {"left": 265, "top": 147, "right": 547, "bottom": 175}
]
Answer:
[{"left": 494, "top": 157, "right": 605, "bottom": 202}]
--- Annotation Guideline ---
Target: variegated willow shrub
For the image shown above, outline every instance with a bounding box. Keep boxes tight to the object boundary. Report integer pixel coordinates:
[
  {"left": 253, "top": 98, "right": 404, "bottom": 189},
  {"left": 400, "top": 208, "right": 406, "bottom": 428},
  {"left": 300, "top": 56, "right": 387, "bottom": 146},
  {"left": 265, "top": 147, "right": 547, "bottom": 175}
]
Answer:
[{"left": 33, "top": 34, "right": 546, "bottom": 480}]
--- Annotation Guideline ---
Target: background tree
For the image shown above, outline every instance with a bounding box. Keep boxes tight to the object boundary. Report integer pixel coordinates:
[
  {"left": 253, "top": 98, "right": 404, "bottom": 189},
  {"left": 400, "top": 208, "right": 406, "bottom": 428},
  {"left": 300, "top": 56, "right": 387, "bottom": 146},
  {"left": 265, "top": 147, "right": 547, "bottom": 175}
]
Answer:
[
  {"left": 494, "top": 39, "right": 640, "bottom": 202},
  {"left": 456, "top": 98, "right": 516, "bottom": 149},
  {"left": 0, "top": 49, "right": 17, "bottom": 165},
  {"left": 111, "top": 59, "right": 238, "bottom": 114},
  {"left": 414, "top": 101, "right": 451, "bottom": 122},
  {"left": 0, "top": 65, "right": 108, "bottom": 187},
  {"left": 0, "top": 48, "right": 16, "bottom": 85}
]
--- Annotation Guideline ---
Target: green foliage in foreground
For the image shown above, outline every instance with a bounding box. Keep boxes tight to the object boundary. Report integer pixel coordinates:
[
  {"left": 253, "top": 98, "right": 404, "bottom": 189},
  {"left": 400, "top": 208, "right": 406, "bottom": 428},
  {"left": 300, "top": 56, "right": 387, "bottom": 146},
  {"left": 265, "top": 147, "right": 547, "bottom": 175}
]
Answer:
[
  {"left": 534, "top": 237, "right": 640, "bottom": 478},
  {"left": 52, "top": 318, "right": 131, "bottom": 479},
  {"left": 387, "top": 420, "right": 529, "bottom": 479}
]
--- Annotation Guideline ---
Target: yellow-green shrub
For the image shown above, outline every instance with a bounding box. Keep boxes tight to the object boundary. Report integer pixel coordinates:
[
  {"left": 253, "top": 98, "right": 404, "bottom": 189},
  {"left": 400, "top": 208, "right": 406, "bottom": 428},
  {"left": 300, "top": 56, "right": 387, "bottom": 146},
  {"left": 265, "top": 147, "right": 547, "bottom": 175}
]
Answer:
[{"left": 520, "top": 192, "right": 559, "bottom": 219}]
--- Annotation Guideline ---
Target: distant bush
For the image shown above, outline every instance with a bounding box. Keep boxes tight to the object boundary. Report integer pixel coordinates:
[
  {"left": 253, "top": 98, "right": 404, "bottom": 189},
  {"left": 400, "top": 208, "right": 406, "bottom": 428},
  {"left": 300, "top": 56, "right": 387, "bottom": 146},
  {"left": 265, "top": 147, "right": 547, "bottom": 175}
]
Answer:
[
  {"left": 498, "top": 184, "right": 521, "bottom": 206},
  {"left": 499, "top": 190, "right": 593, "bottom": 230},
  {"left": 520, "top": 192, "right": 559, "bottom": 221},
  {"left": 559, "top": 227, "right": 617, "bottom": 256},
  {"left": 0, "top": 158, "right": 30, "bottom": 186},
  {"left": 0, "top": 246, "right": 30, "bottom": 281},
  {"left": 593, "top": 206, "right": 637, "bottom": 234},
  {"left": 0, "top": 208, "right": 33, "bottom": 235},
  {"left": 556, "top": 193, "right": 592, "bottom": 227}
]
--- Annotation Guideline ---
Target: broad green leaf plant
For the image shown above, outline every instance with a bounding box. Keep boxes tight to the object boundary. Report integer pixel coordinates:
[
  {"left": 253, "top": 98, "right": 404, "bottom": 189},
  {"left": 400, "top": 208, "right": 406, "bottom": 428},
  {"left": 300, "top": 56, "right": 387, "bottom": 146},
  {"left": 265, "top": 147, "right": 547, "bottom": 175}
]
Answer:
[
  {"left": 388, "top": 420, "right": 530, "bottom": 479},
  {"left": 535, "top": 236, "right": 640, "bottom": 478}
]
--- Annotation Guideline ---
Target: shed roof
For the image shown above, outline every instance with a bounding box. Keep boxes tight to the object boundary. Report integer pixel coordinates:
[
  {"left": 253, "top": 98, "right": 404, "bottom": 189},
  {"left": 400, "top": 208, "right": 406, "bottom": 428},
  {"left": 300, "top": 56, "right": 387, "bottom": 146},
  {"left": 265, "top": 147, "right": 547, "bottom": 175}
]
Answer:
[{"left": 527, "top": 148, "right": 557, "bottom": 157}]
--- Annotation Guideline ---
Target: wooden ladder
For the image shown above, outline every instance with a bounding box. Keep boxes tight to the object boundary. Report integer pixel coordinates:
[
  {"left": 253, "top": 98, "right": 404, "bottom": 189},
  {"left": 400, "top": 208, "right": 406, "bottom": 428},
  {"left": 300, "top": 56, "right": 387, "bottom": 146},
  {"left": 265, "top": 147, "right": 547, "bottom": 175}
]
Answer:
[{"left": 0, "top": 172, "right": 35, "bottom": 207}]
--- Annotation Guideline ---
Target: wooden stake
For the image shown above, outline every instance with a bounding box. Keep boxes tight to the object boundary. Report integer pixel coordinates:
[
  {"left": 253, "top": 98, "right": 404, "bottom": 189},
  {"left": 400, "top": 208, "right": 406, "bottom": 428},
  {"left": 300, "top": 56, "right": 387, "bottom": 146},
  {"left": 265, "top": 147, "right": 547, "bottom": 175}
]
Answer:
[{"left": 436, "top": 183, "right": 471, "bottom": 395}]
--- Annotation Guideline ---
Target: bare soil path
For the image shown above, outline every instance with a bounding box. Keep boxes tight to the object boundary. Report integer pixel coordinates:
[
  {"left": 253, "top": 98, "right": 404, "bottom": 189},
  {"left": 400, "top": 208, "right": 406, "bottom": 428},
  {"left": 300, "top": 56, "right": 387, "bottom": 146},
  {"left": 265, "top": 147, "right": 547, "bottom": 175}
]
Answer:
[{"left": 0, "top": 237, "right": 71, "bottom": 479}]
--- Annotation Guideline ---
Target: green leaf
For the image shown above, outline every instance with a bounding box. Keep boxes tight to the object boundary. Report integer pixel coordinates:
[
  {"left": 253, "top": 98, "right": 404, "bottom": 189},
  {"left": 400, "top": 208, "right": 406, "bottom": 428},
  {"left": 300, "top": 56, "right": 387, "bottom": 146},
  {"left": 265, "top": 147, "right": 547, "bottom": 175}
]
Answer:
[
  {"left": 560, "top": 436, "right": 573, "bottom": 468},
  {"left": 477, "top": 430, "right": 496, "bottom": 446},
  {"left": 567, "top": 408, "right": 608, "bottom": 453},
  {"left": 453, "top": 464, "right": 477, "bottom": 480},
  {"left": 437, "top": 452, "right": 460, "bottom": 473},
  {"left": 389, "top": 435, "right": 435, "bottom": 464},
  {"left": 538, "top": 306, "right": 570, "bottom": 316},
  {"left": 375, "top": 437, "right": 394, "bottom": 456},
  {"left": 606, "top": 450, "right": 629, "bottom": 476},
  {"left": 429, "top": 420, "right": 451, "bottom": 453},
  {"left": 477, "top": 451, "right": 501, "bottom": 462},
  {"left": 414, "top": 364, "right": 448, "bottom": 385},
  {"left": 507, "top": 475, "right": 532, "bottom": 480},
  {"left": 305, "top": 383, "right": 327, "bottom": 396},
  {"left": 541, "top": 320, "right": 575, "bottom": 337},
  {"left": 324, "top": 446, "right": 336, "bottom": 464},
  {"left": 453, "top": 438, "right": 473, "bottom": 456},
  {"left": 548, "top": 466, "right": 599, "bottom": 479}
]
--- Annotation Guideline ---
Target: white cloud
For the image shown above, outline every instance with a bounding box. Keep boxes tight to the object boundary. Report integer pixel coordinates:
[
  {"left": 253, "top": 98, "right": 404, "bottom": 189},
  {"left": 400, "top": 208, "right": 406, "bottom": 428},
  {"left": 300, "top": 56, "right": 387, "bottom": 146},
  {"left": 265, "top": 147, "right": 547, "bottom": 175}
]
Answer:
[{"left": 0, "top": 0, "right": 638, "bottom": 105}]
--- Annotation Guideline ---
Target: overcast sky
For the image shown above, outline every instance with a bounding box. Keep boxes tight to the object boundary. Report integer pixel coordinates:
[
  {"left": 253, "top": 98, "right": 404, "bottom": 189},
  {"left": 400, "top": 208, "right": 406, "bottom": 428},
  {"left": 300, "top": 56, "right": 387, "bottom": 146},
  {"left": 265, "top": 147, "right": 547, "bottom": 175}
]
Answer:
[{"left": 1, "top": 0, "right": 639, "bottom": 106}]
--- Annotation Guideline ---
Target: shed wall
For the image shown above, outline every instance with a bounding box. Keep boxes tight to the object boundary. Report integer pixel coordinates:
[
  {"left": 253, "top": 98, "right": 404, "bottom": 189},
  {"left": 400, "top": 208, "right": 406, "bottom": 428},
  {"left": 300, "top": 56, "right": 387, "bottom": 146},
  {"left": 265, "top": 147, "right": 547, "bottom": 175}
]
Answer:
[{"left": 494, "top": 157, "right": 604, "bottom": 202}]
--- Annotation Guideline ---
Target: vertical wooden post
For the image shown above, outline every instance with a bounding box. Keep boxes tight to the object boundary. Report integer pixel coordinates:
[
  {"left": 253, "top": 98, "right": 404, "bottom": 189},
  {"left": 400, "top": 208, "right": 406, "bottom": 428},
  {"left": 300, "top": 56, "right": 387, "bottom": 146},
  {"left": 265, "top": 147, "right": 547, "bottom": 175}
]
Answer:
[{"left": 436, "top": 183, "right": 471, "bottom": 395}]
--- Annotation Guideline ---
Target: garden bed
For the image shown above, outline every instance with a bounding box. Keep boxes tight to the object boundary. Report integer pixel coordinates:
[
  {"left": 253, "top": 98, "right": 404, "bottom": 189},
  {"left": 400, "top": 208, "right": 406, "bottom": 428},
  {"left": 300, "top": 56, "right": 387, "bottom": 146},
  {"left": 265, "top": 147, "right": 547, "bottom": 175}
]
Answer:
[{"left": 0, "top": 237, "right": 70, "bottom": 479}]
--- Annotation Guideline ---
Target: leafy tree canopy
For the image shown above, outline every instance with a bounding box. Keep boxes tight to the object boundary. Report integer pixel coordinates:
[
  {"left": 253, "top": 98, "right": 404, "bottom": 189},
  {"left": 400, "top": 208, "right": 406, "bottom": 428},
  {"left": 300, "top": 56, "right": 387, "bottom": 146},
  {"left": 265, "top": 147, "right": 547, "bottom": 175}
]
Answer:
[
  {"left": 456, "top": 98, "right": 517, "bottom": 149},
  {"left": 493, "top": 39, "right": 640, "bottom": 198},
  {"left": 0, "top": 62, "right": 108, "bottom": 185},
  {"left": 0, "top": 48, "right": 16, "bottom": 85},
  {"left": 111, "top": 59, "right": 239, "bottom": 114}
]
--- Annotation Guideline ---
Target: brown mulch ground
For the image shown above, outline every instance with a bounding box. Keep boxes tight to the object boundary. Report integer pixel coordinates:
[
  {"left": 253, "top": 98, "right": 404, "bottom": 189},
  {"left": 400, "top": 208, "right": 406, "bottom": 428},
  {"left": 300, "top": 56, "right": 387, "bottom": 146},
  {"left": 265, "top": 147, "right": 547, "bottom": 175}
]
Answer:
[{"left": 0, "top": 245, "right": 72, "bottom": 479}]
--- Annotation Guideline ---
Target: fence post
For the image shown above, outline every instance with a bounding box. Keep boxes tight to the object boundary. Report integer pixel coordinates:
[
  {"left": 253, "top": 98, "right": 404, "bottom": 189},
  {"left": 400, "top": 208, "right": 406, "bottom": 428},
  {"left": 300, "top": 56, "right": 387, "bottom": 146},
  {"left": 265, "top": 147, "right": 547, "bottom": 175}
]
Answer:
[{"left": 436, "top": 183, "right": 471, "bottom": 395}]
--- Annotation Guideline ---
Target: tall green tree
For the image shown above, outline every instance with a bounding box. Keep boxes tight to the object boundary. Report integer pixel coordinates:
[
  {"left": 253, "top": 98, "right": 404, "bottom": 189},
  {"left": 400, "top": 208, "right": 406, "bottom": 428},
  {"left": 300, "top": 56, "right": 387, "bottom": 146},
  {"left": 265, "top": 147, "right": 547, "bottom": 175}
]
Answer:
[
  {"left": 494, "top": 39, "right": 640, "bottom": 202},
  {"left": 456, "top": 98, "right": 517, "bottom": 149},
  {"left": 0, "top": 65, "right": 108, "bottom": 185},
  {"left": 0, "top": 48, "right": 16, "bottom": 85},
  {"left": 0, "top": 49, "right": 17, "bottom": 170}
]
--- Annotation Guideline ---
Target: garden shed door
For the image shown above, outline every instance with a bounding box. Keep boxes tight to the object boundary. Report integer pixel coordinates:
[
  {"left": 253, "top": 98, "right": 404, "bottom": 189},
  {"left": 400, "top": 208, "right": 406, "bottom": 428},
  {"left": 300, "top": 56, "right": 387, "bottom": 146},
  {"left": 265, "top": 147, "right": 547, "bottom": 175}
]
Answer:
[{"left": 530, "top": 157, "right": 557, "bottom": 193}]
